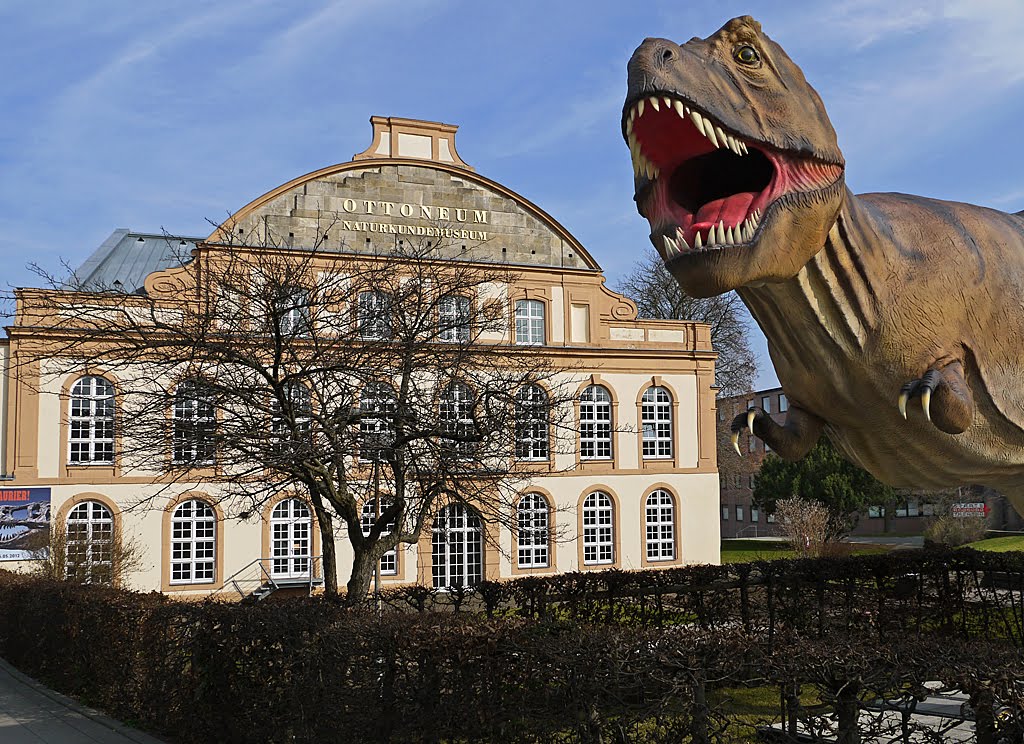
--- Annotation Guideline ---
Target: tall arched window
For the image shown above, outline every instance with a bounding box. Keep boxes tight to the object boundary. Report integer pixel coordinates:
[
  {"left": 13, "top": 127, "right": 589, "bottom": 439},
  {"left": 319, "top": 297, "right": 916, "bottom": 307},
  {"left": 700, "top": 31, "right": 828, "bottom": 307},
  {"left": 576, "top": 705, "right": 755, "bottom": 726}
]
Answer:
[
  {"left": 432, "top": 504, "right": 482, "bottom": 588},
  {"left": 582, "top": 491, "right": 614, "bottom": 565},
  {"left": 645, "top": 489, "right": 676, "bottom": 561},
  {"left": 270, "top": 499, "right": 311, "bottom": 579},
  {"left": 439, "top": 381, "right": 476, "bottom": 457},
  {"left": 514, "top": 299, "right": 545, "bottom": 345},
  {"left": 516, "top": 493, "right": 550, "bottom": 568},
  {"left": 69, "top": 376, "right": 115, "bottom": 464},
  {"left": 271, "top": 381, "right": 312, "bottom": 456},
  {"left": 515, "top": 384, "right": 549, "bottom": 461},
  {"left": 170, "top": 499, "right": 216, "bottom": 584},
  {"left": 438, "top": 294, "right": 471, "bottom": 343},
  {"left": 641, "top": 386, "right": 673, "bottom": 459},
  {"left": 65, "top": 500, "right": 114, "bottom": 584},
  {"left": 360, "top": 383, "right": 397, "bottom": 462},
  {"left": 358, "top": 290, "right": 392, "bottom": 340},
  {"left": 361, "top": 499, "right": 398, "bottom": 575},
  {"left": 172, "top": 381, "right": 216, "bottom": 465},
  {"left": 579, "top": 385, "right": 612, "bottom": 460}
]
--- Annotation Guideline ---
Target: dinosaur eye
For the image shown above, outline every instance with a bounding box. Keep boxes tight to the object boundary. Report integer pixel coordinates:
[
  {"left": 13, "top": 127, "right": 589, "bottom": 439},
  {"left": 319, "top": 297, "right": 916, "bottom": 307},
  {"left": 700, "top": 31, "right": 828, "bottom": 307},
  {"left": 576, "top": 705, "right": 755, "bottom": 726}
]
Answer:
[{"left": 735, "top": 45, "right": 760, "bottom": 65}]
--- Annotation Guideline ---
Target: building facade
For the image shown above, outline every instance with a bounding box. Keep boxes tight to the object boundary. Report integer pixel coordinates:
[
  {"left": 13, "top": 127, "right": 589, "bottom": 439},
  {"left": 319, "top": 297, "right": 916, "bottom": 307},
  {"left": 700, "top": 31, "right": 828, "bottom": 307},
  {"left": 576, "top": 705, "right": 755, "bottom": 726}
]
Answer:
[{"left": 0, "top": 116, "right": 722, "bottom": 597}]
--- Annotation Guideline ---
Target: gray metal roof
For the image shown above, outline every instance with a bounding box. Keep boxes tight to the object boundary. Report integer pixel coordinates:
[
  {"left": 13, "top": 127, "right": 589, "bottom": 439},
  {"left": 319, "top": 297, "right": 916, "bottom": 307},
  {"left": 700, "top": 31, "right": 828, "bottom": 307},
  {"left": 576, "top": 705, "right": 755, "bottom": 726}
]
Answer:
[{"left": 68, "top": 229, "right": 198, "bottom": 294}]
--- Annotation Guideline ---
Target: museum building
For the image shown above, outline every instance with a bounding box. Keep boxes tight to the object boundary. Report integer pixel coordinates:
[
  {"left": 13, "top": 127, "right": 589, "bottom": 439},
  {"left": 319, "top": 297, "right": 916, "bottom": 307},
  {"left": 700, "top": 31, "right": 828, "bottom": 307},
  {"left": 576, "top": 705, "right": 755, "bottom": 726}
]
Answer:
[{"left": 0, "top": 116, "right": 721, "bottom": 597}]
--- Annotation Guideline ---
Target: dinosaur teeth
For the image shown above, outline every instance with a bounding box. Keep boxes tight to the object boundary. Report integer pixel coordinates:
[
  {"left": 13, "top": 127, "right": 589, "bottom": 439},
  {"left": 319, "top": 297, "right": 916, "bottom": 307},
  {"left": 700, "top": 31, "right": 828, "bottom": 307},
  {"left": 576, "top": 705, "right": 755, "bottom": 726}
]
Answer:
[
  {"left": 673, "top": 99, "right": 686, "bottom": 119},
  {"left": 649, "top": 96, "right": 660, "bottom": 112},
  {"left": 689, "top": 110, "right": 706, "bottom": 137},
  {"left": 675, "top": 228, "right": 690, "bottom": 251},
  {"left": 694, "top": 230, "right": 703, "bottom": 249}
]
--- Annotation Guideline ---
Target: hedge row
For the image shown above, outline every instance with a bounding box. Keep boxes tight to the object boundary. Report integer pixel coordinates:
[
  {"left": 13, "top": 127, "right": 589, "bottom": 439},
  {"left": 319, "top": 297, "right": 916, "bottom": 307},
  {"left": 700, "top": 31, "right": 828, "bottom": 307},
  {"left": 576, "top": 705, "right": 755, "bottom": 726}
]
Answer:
[{"left": 0, "top": 551, "right": 1023, "bottom": 742}]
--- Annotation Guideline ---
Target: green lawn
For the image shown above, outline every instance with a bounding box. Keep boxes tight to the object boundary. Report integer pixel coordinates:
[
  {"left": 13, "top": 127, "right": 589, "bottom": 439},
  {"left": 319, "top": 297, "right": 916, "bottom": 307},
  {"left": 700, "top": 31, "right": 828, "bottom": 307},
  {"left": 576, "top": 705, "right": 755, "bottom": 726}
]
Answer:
[
  {"left": 963, "top": 535, "right": 1024, "bottom": 552},
  {"left": 721, "top": 539, "right": 892, "bottom": 563}
]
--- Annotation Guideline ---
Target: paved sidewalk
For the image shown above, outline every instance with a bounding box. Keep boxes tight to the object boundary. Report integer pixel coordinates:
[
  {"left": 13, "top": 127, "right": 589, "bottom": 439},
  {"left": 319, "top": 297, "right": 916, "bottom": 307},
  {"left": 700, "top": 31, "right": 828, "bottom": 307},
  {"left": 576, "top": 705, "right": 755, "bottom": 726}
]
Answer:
[{"left": 0, "top": 658, "right": 164, "bottom": 743}]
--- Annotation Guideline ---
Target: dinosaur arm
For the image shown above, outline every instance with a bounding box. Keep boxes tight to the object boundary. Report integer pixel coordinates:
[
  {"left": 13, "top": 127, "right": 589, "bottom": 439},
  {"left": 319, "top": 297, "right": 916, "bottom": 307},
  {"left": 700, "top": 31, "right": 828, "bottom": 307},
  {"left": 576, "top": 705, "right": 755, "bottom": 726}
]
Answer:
[{"left": 731, "top": 403, "right": 824, "bottom": 461}]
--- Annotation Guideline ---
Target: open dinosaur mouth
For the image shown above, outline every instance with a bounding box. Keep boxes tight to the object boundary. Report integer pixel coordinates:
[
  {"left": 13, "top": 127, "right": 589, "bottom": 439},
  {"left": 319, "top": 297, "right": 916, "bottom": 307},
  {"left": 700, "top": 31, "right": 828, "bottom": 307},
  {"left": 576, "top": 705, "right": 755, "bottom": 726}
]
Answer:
[{"left": 625, "top": 94, "right": 843, "bottom": 261}]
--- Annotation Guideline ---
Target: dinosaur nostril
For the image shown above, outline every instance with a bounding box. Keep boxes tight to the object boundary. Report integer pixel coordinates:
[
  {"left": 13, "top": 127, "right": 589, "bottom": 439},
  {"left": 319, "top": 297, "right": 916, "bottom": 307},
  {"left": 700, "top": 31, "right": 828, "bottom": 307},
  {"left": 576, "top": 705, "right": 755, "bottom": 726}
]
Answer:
[{"left": 660, "top": 46, "right": 677, "bottom": 64}]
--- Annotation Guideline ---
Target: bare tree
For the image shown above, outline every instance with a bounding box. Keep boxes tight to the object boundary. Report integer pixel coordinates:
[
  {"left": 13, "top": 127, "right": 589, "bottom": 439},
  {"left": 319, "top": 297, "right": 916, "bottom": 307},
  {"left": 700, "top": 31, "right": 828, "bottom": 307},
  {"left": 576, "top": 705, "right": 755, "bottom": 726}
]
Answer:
[
  {"left": 18, "top": 229, "right": 578, "bottom": 602},
  {"left": 617, "top": 248, "right": 756, "bottom": 397},
  {"left": 773, "top": 496, "right": 831, "bottom": 557}
]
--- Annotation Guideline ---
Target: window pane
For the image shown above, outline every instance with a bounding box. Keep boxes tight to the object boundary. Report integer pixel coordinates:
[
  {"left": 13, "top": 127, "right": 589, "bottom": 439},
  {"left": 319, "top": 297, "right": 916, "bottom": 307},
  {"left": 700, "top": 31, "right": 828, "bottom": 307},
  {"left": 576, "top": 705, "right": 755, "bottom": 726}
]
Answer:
[{"left": 515, "top": 300, "right": 545, "bottom": 345}]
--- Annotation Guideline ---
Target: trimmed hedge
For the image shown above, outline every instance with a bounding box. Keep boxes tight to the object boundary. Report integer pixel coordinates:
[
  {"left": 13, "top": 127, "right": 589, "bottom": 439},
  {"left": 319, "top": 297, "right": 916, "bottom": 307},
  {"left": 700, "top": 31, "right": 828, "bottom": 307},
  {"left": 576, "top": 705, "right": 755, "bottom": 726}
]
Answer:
[{"left": 0, "top": 550, "right": 1022, "bottom": 742}]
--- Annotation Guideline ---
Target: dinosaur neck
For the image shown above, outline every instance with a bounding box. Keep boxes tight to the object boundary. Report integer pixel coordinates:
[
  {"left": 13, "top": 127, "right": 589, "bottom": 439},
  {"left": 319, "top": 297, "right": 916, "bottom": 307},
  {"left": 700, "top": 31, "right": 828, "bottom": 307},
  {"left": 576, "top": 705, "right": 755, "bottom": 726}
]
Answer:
[{"left": 737, "top": 189, "right": 889, "bottom": 385}]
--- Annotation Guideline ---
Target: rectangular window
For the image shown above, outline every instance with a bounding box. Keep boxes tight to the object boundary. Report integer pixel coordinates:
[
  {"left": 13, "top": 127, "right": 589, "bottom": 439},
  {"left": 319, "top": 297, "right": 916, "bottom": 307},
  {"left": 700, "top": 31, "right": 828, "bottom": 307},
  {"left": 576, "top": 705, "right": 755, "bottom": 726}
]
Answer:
[
  {"left": 748, "top": 474, "right": 755, "bottom": 489},
  {"left": 722, "top": 506, "right": 729, "bottom": 521},
  {"left": 736, "top": 505, "right": 744, "bottom": 521},
  {"left": 750, "top": 506, "right": 760, "bottom": 522},
  {"left": 766, "top": 512, "right": 776, "bottom": 524},
  {"left": 358, "top": 290, "right": 392, "bottom": 340},
  {"left": 748, "top": 436, "right": 756, "bottom": 453},
  {"left": 779, "top": 394, "right": 788, "bottom": 412},
  {"left": 515, "top": 299, "right": 545, "bottom": 345},
  {"left": 438, "top": 295, "right": 470, "bottom": 343},
  {"left": 868, "top": 506, "right": 883, "bottom": 518},
  {"left": 761, "top": 396, "right": 771, "bottom": 413},
  {"left": 733, "top": 474, "right": 740, "bottom": 489}
]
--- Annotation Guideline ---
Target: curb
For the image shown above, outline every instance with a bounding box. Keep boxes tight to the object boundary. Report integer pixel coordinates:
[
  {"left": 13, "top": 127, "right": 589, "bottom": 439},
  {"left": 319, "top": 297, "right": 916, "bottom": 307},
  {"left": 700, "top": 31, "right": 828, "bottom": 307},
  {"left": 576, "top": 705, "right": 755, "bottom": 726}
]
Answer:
[{"left": 0, "top": 657, "right": 167, "bottom": 743}]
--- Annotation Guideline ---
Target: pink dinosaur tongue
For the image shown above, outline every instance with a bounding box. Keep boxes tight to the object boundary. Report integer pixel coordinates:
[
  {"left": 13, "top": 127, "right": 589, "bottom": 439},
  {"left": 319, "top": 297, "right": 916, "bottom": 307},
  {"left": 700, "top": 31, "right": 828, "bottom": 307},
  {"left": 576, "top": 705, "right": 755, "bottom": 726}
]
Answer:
[{"left": 694, "top": 192, "right": 757, "bottom": 228}]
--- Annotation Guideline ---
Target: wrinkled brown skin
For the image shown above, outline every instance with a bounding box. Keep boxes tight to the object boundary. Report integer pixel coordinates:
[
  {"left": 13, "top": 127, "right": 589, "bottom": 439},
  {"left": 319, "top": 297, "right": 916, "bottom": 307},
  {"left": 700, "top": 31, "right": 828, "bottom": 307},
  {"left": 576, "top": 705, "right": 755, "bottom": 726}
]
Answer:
[{"left": 627, "top": 16, "right": 1024, "bottom": 511}]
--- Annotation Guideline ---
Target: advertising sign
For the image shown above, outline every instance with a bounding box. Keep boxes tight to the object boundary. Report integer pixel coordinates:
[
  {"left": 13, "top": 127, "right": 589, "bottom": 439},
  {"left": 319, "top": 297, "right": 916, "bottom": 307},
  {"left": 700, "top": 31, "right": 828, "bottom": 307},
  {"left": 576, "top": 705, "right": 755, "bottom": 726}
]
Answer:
[
  {"left": 0, "top": 487, "right": 51, "bottom": 560},
  {"left": 951, "top": 502, "right": 989, "bottom": 518}
]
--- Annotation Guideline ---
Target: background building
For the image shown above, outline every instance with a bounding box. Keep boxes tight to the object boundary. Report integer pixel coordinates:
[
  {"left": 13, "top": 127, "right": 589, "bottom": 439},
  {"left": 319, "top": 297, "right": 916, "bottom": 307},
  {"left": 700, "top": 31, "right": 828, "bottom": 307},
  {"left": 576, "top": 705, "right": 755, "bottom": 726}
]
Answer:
[{"left": 0, "top": 116, "right": 722, "bottom": 597}]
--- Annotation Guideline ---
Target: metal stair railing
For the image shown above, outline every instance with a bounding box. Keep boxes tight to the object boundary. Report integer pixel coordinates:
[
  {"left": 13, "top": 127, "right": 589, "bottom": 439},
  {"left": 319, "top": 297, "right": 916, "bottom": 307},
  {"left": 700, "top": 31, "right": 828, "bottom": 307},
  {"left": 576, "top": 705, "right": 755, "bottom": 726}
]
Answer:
[{"left": 211, "top": 556, "right": 324, "bottom": 601}]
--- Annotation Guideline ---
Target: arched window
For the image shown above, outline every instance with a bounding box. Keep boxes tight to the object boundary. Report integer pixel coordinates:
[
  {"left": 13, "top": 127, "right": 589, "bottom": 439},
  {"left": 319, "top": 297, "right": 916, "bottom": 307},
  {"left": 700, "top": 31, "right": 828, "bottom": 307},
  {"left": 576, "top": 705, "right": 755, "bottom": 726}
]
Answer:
[
  {"left": 432, "top": 504, "right": 482, "bottom": 588},
  {"left": 275, "top": 286, "right": 309, "bottom": 336},
  {"left": 65, "top": 500, "right": 114, "bottom": 584},
  {"left": 514, "top": 299, "right": 545, "bottom": 345},
  {"left": 439, "top": 381, "right": 476, "bottom": 457},
  {"left": 360, "top": 383, "right": 397, "bottom": 462},
  {"left": 170, "top": 499, "right": 216, "bottom": 584},
  {"left": 645, "top": 489, "right": 676, "bottom": 561},
  {"left": 358, "top": 290, "right": 392, "bottom": 340},
  {"left": 270, "top": 499, "right": 311, "bottom": 579},
  {"left": 172, "top": 381, "right": 216, "bottom": 465},
  {"left": 69, "top": 376, "right": 115, "bottom": 464},
  {"left": 361, "top": 499, "right": 397, "bottom": 575},
  {"left": 515, "top": 384, "right": 549, "bottom": 461},
  {"left": 579, "top": 385, "right": 612, "bottom": 460},
  {"left": 438, "top": 294, "right": 471, "bottom": 343},
  {"left": 582, "top": 491, "right": 614, "bottom": 565},
  {"left": 271, "top": 381, "right": 312, "bottom": 455},
  {"left": 641, "top": 386, "right": 673, "bottom": 459},
  {"left": 516, "top": 493, "right": 550, "bottom": 568}
]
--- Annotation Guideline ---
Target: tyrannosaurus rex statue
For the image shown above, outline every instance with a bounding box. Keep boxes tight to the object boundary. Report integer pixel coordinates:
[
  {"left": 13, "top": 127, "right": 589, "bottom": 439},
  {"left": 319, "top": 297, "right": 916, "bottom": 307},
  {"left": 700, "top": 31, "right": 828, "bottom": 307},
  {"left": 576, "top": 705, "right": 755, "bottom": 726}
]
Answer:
[{"left": 623, "top": 16, "right": 1024, "bottom": 509}]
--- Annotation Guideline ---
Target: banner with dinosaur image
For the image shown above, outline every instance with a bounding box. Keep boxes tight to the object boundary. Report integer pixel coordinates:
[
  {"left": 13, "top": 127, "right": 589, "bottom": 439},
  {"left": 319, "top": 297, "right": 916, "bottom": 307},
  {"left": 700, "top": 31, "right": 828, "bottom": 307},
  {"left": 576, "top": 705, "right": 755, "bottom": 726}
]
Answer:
[{"left": 0, "top": 488, "right": 51, "bottom": 560}]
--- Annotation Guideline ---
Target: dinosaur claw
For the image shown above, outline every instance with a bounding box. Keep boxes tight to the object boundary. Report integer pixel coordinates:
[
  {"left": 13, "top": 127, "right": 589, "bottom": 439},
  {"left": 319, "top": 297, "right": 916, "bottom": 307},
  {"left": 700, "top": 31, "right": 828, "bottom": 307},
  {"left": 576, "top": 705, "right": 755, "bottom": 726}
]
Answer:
[
  {"left": 921, "top": 387, "right": 932, "bottom": 422},
  {"left": 731, "top": 431, "right": 741, "bottom": 456},
  {"left": 898, "top": 391, "right": 909, "bottom": 419},
  {"left": 747, "top": 409, "right": 757, "bottom": 436}
]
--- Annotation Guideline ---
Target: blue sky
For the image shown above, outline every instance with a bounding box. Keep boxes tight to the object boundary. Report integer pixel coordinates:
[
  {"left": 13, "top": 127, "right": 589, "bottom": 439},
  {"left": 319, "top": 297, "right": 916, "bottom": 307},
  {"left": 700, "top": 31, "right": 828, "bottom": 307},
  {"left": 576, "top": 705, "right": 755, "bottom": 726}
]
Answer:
[{"left": 3, "top": 0, "right": 1023, "bottom": 388}]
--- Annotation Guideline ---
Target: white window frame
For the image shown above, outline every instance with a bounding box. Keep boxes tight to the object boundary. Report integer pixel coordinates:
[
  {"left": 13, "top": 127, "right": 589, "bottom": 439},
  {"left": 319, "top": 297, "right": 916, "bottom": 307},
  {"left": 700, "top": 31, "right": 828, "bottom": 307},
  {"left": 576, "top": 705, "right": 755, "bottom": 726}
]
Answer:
[
  {"left": 170, "top": 499, "right": 216, "bottom": 585},
  {"left": 432, "top": 504, "right": 483, "bottom": 588},
  {"left": 579, "top": 385, "right": 612, "bottom": 460},
  {"left": 270, "top": 499, "right": 311, "bottom": 579},
  {"left": 515, "top": 384, "right": 549, "bottom": 461},
  {"left": 438, "top": 294, "right": 471, "bottom": 343},
  {"left": 278, "top": 286, "right": 310, "bottom": 336},
  {"left": 779, "top": 394, "right": 788, "bottom": 412},
  {"left": 360, "top": 383, "right": 397, "bottom": 462},
  {"left": 358, "top": 290, "right": 392, "bottom": 340},
  {"left": 751, "top": 506, "right": 760, "bottom": 522},
  {"left": 722, "top": 506, "right": 729, "bottom": 521},
  {"left": 516, "top": 493, "right": 550, "bottom": 568},
  {"left": 582, "top": 491, "right": 614, "bottom": 565},
  {"left": 645, "top": 489, "right": 675, "bottom": 561},
  {"left": 65, "top": 500, "right": 114, "bottom": 584},
  {"left": 172, "top": 381, "right": 216, "bottom": 465},
  {"left": 641, "top": 386, "right": 673, "bottom": 459},
  {"left": 271, "top": 381, "right": 312, "bottom": 454},
  {"left": 439, "top": 381, "right": 476, "bottom": 457},
  {"left": 361, "top": 499, "right": 398, "bottom": 576},
  {"left": 69, "top": 376, "right": 115, "bottom": 464},
  {"left": 761, "top": 396, "right": 771, "bottom": 413},
  {"left": 514, "top": 299, "right": 545, "bottom": 346},
  {"left": 736, "top": 505, "right": 744, "bottom": 521}
]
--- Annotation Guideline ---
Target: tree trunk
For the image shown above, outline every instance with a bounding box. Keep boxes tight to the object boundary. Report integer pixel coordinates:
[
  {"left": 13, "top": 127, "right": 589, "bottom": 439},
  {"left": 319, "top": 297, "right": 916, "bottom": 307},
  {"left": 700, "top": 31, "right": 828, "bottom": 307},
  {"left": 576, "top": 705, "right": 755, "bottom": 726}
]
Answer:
[
  {"left": 835, "top": 682, "right": 861, "bottom": 744},
  {"left": 690, "top": 678, "right": 710, "bottom": 744},
  {"left": 313, "top": 506, "right": 338, "bottom": 597},
  {"left": 344, "top": 547, "right": 376, "bottom": 606}
]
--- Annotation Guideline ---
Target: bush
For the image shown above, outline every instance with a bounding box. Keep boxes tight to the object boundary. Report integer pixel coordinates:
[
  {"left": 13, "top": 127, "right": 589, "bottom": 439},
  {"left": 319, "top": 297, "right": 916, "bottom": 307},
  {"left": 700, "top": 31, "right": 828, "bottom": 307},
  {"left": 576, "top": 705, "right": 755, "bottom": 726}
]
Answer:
[{"left": 925, "top": 515, "right": 987, "bottom": 547}]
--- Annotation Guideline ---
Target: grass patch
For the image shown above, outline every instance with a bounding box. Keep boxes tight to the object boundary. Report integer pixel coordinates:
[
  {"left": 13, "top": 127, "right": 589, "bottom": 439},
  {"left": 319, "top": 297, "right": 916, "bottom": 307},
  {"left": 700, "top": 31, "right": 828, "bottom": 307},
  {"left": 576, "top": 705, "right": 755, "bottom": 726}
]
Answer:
[
  {"left": 721, "top": 540, "right": 893, "bottom": 563},
  {"left": 963, "top": 535, "right": 1024, "bottom": 552}
]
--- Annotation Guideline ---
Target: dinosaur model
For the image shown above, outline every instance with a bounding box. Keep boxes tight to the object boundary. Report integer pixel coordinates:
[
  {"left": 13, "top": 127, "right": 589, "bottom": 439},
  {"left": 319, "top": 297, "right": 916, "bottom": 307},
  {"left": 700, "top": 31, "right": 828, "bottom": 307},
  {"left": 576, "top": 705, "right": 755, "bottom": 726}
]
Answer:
[{"left": 623, "top": 16, "right": 1024, "bottom": 509}]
